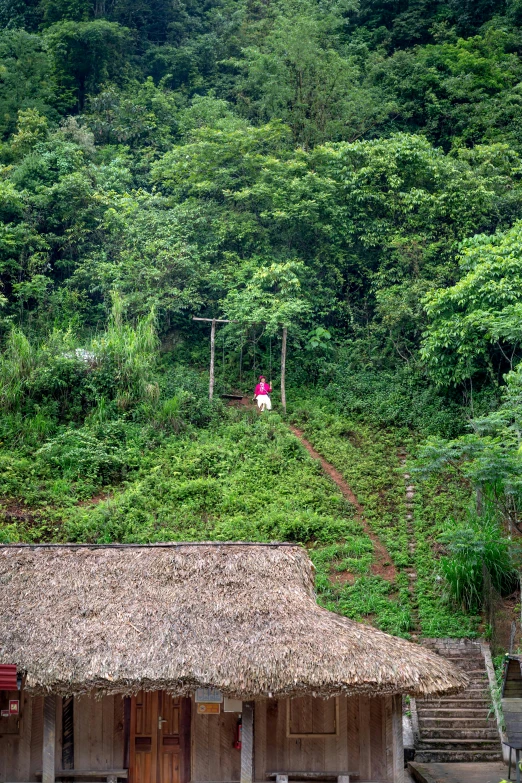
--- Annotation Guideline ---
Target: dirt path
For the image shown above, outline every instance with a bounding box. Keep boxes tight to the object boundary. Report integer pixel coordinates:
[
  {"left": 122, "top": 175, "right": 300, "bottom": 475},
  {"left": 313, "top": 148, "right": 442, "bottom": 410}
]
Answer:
[{"left": 290, "top": 426, "right": 396, "bottom": 582}]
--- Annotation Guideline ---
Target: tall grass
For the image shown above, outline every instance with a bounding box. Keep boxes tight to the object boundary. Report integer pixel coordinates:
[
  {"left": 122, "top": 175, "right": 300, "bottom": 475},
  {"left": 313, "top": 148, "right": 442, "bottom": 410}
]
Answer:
[
  {"left": 0, "top": 294, "right": 160, "bottom": 418},
  {"left": 92, "top": 293, "right": 159, "bottom": 409},
  {"left": 439, "top": 512, "right": 518, "bottom": 612},
  {"left": 0, "top": 327, "right": 76, "bottom": 410}
]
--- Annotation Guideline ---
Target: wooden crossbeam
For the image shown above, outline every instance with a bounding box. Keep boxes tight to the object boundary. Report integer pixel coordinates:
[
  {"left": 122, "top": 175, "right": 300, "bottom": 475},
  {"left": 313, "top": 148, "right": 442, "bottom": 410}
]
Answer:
[
  {"left": 192, "top": 318, "right": 237, "bottom": 324},
  {"left": 192, "top": 316, "right": 287, "bottom": 410}
]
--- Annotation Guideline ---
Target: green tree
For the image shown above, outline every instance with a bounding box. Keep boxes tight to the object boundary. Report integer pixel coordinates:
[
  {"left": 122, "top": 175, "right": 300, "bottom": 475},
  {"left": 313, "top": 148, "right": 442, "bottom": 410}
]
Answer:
[
  {"left": 234, "top": 0, "right": 395, "bottom": 147},
  {"left": 0, "top": 30, "right": 61, "bottom": 137},
  {"left": 44, "top": 20, "right": 132, "bottom": 109},
  {"left": 422, "top": 221, "right": 522, "bottom": 386}
]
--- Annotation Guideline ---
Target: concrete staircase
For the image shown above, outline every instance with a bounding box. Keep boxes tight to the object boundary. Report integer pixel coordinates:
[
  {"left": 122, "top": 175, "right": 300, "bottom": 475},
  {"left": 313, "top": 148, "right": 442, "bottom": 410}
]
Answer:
[{"left": 413, "top": 639, "right": 503, "bottom": 763}]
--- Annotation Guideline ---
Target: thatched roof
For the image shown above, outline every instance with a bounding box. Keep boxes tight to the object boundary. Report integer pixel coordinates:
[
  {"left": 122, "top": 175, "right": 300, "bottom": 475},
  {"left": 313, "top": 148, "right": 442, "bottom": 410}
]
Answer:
[{"left": 0, "top": 543, "right": 467, "bottom": 699}]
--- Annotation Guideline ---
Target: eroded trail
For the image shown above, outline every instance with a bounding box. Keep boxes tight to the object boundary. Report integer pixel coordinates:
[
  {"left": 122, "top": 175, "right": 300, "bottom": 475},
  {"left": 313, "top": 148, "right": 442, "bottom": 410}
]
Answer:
[{"left": 289, "top": 425, "right": 396, "bottom": 582}]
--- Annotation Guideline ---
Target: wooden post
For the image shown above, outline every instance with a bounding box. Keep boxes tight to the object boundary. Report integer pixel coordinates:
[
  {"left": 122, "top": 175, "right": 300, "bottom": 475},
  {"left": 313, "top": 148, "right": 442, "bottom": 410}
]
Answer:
[
  {"left": 192, "top": 317, "right": 237, "bottom": 401},
  {"left": 391, "top": 694, "right": 404, "bottom": 783},
  {"left": 281, "top": 326, "right": 287, "bottom": 414},
  {"left": 209, "top": 319, "right": 216, "bottom": 401},
  {"left": 241, "top": 701, "right": 254, "bottom": 783},
  {"left": 42, "top": 694, "right": 56, "bottom": 783}
]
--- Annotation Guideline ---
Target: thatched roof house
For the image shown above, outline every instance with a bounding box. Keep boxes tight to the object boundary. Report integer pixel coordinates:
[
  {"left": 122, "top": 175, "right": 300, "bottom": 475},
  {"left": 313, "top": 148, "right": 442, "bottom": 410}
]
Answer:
[{"left": 0, "top": 542, "right": 466, "bottom": 699}]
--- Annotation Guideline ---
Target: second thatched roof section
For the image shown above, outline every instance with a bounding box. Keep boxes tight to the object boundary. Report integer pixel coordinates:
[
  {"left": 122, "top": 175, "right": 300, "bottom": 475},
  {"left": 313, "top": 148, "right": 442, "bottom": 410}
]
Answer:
[{"left": 0, "top": 543, "right": 467, "bottom": 699}]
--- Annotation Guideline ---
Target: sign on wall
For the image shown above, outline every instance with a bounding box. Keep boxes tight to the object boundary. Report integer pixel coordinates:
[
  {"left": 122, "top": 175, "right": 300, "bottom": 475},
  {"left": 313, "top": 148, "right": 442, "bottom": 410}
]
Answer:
[
  {"left": 196, "top": 703, "right": 221, "bottom": 714},
  {"left": 223, "top": 697, "right": 242, "bottom": 712},
  {"left": 195, "top": 688, "right": 223, "bottom": 703}
]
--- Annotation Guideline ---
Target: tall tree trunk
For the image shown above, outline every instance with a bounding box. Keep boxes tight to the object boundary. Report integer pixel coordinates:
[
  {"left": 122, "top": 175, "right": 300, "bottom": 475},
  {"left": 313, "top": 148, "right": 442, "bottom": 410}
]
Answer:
[{"left": 281, "top": 326, "right": 287, "bottom": 414}]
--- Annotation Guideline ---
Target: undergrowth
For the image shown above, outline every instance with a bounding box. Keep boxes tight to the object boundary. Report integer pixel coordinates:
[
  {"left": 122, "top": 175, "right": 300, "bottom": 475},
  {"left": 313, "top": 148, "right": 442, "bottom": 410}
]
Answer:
[
  {"left": 290, "top": 395, "right": 480, "bottom": 638},
  {"left": 0, "top": 360, "right": 485, "bottom": 638}
]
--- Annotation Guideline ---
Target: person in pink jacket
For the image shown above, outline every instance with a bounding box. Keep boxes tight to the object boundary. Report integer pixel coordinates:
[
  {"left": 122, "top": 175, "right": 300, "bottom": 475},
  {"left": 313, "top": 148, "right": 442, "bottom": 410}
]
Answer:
[{"left": 254, "top": 375, "right": 272, "bottom": 411}]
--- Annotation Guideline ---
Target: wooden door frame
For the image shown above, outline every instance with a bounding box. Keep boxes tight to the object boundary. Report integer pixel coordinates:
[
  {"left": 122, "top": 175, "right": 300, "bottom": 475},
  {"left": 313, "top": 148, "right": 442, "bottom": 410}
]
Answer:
[{"left": 128, "top": 692, "right": 191, "bottom": 783}]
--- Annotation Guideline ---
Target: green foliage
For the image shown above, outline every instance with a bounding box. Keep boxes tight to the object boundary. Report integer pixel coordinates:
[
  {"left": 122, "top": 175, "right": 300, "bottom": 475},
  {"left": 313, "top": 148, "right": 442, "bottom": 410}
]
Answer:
[
  {"left": 44, "top": 19, "right": 132, "bottom": 109},
  {"left": 0, "top": 297, "right": 159, "bottom": 418},
  {"left": 0, "top": 30, "right": 61, "bottom": 137},
  {"left": 233, "top": 0, "right": 394, "bottom": 147},
  {"left": 290, "top": 396, "right": 480, "bottom": 637},
  {"left": 439, "top": 513, "right": 518, "bottom": 611},
  {"left": 222, "top": 260, "right": 310, "bottom": 332},
  {"left": 415, "top": 360, "right": 522, "bottom": 532},
  {"left": 423, "top": 221, "right": 522, "bottom": 386}
]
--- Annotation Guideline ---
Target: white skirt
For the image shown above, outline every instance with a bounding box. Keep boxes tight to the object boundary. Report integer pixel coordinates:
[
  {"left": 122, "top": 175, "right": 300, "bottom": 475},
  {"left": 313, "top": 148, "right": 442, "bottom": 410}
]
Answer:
[{"left": 256, "top": 394, "right": 272, "bottom": 410}]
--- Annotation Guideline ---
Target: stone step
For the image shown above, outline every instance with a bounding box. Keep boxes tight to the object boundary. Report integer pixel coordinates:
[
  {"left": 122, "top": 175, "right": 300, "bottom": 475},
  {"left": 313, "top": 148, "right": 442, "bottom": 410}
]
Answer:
[
  {"left": 418, "top": 696, "right": 490, "bottom": 706},
  {"left": 442, "top": 656, "right": 485, "bottom": 665},
  {"left": 421, "top": 718, "right": 496, "bottom": 729},
  {"left": 422, "top": 639, "right": 480, "bottom": 655},
  {"left": 420, "top": 728, "right": 500, "bottom": 740},
  {"left": 417, "top": 708, "right": 492, "bottom": 719},
  {"left": 413, "top": 749, "right": 503, "bottom": 763},
  {"left": 417, "top": 739, "right": 501, "bottom": 749}
]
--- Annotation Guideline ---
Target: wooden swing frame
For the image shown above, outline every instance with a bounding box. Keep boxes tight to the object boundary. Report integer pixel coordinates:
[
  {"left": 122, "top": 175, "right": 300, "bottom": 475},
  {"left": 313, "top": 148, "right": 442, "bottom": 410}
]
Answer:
[{"left": 192, "top": 317, "right": 288, "bottom": 412}]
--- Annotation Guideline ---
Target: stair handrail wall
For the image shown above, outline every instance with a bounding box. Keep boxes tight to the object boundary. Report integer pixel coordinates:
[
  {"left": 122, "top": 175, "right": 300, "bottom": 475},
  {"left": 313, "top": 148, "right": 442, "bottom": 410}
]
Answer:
[{"left": 481, "top": 640, "right": 509, "bottom": 764}]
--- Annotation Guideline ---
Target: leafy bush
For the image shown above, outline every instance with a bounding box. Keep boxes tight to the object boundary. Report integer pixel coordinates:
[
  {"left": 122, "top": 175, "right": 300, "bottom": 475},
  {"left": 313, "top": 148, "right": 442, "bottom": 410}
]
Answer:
[{"left": 320, "top": 362, "right": 467, "bottom": 438}]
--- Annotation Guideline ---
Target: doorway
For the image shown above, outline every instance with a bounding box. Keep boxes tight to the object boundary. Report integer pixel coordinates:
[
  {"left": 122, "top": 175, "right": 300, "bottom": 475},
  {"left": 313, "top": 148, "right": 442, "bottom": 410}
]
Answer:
[{"left": 129, "top": 691, "right": 191, "bottom": 783}]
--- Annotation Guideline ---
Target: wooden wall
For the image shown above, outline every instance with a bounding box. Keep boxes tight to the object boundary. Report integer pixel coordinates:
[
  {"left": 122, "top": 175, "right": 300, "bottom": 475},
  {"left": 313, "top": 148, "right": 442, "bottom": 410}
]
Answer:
[
  {"left": 254, "top": 694, "right": 403, "bottom": 783},
  {"left": 0, "top": 691, "right": 40, "bottom": 783},
  {"left": 1, "top": 692, "right": 403, "bottom": 783},
  {"left": 190, "top": 693, "right": 404, "bottom": 783},
  {"left": 0, "top": 694, "right": 125, "bottom": 783},
  {"left": 73, "top": 694, "right": 125, "bottom": 770},
  {"left": 191, "top": 707, "right": 241, "bottom": 782}
]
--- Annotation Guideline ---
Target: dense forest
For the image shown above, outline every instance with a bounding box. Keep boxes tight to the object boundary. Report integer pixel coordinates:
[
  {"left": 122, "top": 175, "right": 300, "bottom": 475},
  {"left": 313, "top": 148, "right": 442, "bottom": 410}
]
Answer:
[{"left": 2, "top": 0, "right": 522, "bottom": 641}]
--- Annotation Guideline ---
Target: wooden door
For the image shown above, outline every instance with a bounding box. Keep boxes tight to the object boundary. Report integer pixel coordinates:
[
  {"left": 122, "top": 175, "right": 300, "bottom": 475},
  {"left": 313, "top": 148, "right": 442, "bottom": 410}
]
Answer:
[{"left": 130, "top": 691, "right": 190, "bottom": 783}]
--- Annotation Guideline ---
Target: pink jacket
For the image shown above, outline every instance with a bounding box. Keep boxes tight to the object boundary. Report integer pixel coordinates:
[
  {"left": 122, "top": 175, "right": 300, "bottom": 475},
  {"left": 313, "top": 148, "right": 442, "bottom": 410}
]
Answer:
[{"left": 255, "top": 383, "right": 272, "bottom": 396}]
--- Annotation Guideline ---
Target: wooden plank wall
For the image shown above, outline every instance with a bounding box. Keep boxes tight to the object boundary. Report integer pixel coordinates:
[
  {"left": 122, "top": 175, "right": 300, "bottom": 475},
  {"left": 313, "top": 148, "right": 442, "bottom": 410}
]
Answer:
[
  {"left": 190, "top": 693, "right": 403, "bottom": 782},
  {"left": 0, "top": 689, "right": 34, "bottom": 783},
  {"left": 254, "top": 695, "right": 402, "bottom": 783},
  {"left": 191, "top": 703, "right": 241, "bottom": 782},
  {"left": 0, "top": 694, "right": 125, "bottom": 782},
  {"left": 74, "top": 695, "right": 125, "bottom": 770},
  {"left": 1, "top": 692, "right": 403, "bottom": 783}
]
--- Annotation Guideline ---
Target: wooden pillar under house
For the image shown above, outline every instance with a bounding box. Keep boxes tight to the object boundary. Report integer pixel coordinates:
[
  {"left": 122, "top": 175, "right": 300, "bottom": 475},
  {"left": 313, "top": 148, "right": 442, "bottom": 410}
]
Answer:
[
  {"left": 42, "top": 694, "right": 56, "bottom": 783},
  {"left": 241, "top": 701, "right": 254, "bottom": 783}
]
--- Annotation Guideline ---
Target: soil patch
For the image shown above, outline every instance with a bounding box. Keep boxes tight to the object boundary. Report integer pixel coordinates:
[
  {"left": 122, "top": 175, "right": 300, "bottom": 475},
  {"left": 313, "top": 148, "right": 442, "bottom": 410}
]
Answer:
[
  {"left": 0, "top": 501, "right": 38, "bottom": 524},
  {"left": 78, "top": 492, "right": 112, "bottom": 507},
  {"left": 290, "top": 425, "right": 397, "bottom": 582}
]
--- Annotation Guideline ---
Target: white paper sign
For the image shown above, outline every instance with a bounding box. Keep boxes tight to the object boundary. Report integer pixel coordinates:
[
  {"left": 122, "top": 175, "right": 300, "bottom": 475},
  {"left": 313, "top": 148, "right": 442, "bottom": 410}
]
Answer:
[{"left": 223, "top": 697, "right": 242, "bottom": 712}]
